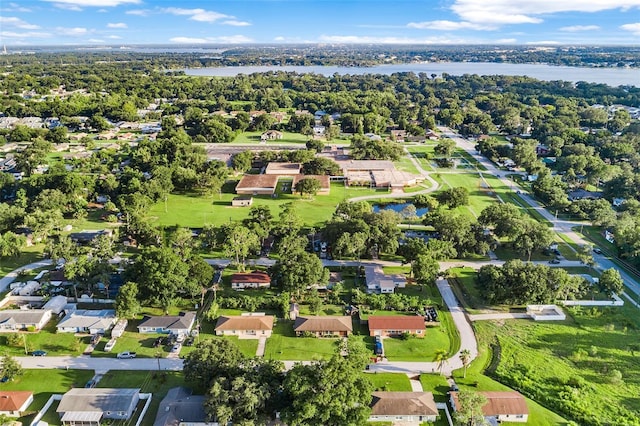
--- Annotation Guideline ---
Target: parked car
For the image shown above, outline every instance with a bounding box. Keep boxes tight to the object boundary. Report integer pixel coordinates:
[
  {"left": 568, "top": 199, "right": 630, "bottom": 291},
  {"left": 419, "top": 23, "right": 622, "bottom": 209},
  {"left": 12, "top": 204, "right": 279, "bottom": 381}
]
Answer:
[
  {"left": 549, "top": 259, "right": 561, "bottom": 264},
  {"left": 32, "top": 350, "right": 47, "bottom": 357},
  {"left": 593, "top": 247, "right": 603, "bottom": 254},
  {"left": 171, "top": 343, "right": 181, "bottom": 353},
  {"left": 116, "top": 351, "right": 137, "bottom": 359},
  {"left": 184, "top": 337, "right": 194, "bottom": 347},
  {"left": 85, "top": 380, "right": 96, "bottom": 388}
]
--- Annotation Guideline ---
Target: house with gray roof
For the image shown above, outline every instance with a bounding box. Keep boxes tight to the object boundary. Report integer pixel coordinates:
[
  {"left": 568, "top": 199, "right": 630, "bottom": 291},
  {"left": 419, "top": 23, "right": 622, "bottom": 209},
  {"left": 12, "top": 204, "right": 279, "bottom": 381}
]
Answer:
[
  {"left": 57, "top": 388, "right": 141, "bottom": 426},
  {"left": 56, "top": 309, "right": 116, "bottom": 334},
  {"left": 0, "top": 309, "right": 52, "bottom": 332},
  {"left": 137, "top": 312, "right": 196, "bottom": 336},
  {"left": 369, "top": 392, "right": 439, "bottom": 423}
]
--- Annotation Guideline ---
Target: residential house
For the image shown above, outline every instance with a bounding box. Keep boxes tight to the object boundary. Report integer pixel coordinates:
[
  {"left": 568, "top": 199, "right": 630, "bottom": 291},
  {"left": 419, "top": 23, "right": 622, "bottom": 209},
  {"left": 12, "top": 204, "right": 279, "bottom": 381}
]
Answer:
[
  {"left": 137, "top": 312, "right": 196, "bottom": 336},
  {"left": 293, "top": 316, "right": 353, "bottom": 337},
  {"left": 369, "top": 392, "right": 438, "bottom": 424},
  {"left": 153, "top": 387, "right": 209, "bottom": 426},
  {"left": 365, "top": 266, "right": 407, "bottom": 294},
  {"left": 260, "top": 130, "right": 283, "bottom": 141},
  {"left": 56, "top": 309, "right": 117, "bottom": 334},
  {"left": 367, "top": 316, "right": 425, "bottom": 337},
  {"left": 214, "top": 313, "right": 274, "bottom": 338},
  {"left": 231, "top": 271, "right": 271, "bottom": 290},
  {"left": 57, "top": 388, "right": 141, "bottom": 425},
  {"left": 450, "top": 391, "right": 529, "bottom": 424},
  {"left": 42, "top": 295, "right": 68, "bottom": 315},
  {"left": 390, "top": 129, "right": 407, "bottom": 142},
  {"left": 0, "top": 391, "right": 34, "bottom": 417},
  {"left": 0, "top": 309, "right": 52, "bottom": 332}
]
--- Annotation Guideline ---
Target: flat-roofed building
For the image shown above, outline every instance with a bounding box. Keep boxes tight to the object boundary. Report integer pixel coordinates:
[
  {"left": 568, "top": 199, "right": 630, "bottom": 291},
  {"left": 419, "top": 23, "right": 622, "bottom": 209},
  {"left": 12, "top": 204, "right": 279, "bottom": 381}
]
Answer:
[
  {"left": 292, "top": 174, "right": 331, "bottom": 194},
  {"left": 265, "top": 162, "right": 301, "bottom": 175},
  {"left": 57, "top": 388, "right": 141, "bottom": 426},
  {"left": 235, "top": 174, "right": 279, "bottom": 195}
]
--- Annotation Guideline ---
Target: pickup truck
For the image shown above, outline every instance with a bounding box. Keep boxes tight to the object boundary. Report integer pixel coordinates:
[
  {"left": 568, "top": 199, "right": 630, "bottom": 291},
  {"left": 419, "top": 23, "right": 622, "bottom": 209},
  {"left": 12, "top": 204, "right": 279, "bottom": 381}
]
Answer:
[{"left": 116, "top": 351, "right": 137, "bottom": 359}]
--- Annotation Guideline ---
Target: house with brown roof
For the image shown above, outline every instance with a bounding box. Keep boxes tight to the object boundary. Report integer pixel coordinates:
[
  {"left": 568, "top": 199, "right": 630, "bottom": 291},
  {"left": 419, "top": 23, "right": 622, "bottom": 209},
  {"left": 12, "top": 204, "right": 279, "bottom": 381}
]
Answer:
[
  {"left": 235, "top": 174, "right": 279, "bottom": 195},
  {"left": 450, "top": 391, "right": 529, "bottom": 424},
  {"left": 264, "top": 162, "right": 301, "bottom": 175},
  {"left": 215, "top": 314, "right": 274, "bottom": 338},
  {"left": 369, "top": 392, "right": 438, "bottom": 424},
  {"left": 367, "top": 316, "right": 425, "bottom": 337},
  {"left": 231, "top": 271, "right": 271, "bottom": 290},
  {"left": 260, "top": 130, "right": 283, "bottom": 141},
  {"left": 292, "top": 174, "right": 331, "bottom": 194},
  {"left": 0, "top": 391, "right": 33, "bottom": 417},
  {"left": 293, "top": 316, "right": 353, "bottom": 337}
]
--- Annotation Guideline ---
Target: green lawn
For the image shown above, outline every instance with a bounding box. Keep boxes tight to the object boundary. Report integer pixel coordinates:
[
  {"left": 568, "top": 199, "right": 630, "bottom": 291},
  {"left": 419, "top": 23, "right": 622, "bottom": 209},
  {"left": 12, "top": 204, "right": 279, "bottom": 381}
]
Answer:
[
  {"left": 383, "top": 329, "right": 451, "bottom": 362},
  {"left": 419, "top": 374, "right": 451, "bottom": 402},
  {"left": 2, "top": 369, "right": 94, "bottom": 425},
  {"left": 0, "top": 247, "right": 43, "bottom": 278},
  {"left": 263, "top": 320, "right": 344, "bottom": 360},
  {"left": 461, "top": 304, "right": 640, "bottom": 425},
  {"left": 365, "top": 372, "right": 412, "bottom": 391},
  {"left": 97, "top": 370, "right": 186, "bottom": 426},
  {"left": 230, "top": 131, "right": 350, "bottom": 146},
  {"left": 0, "top": 319, "right": 88, "bottom": 357},
  {"left": 147, "top": 182, "right": 387, "bottom": 228}
]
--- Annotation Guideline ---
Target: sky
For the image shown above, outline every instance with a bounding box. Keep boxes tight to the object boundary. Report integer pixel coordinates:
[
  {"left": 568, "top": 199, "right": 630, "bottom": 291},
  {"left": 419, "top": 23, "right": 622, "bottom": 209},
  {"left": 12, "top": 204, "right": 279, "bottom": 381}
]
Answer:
[{"left": 0, "top": 0, "right": 639, "bottom": 46}]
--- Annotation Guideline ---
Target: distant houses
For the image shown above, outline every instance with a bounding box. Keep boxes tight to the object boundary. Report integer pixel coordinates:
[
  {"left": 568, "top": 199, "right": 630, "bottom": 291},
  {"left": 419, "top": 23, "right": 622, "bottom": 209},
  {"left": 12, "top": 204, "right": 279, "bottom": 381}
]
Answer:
[{"left": 231, "top": 271, "right": 271, "bottom": 290}]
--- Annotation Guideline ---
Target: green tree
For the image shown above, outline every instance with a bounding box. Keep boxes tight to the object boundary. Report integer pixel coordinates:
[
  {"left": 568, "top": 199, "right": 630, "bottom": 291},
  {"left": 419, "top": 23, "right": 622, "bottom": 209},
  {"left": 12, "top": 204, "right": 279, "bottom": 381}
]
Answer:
[
  {"left": 0, "top": 354, "right": 23, "bottom": 381},
  {"left": 453, "top": 390, "right": 488, "bottom": 426},
  {"left": 413, "top": 253, "right": 439, "bottom": 285},
  {"left": 599, "top": 268, "right": 624, "bottom": 297},
  {"left": 223, "top": 224, "right": 260, "bottom": 269},
  {"left": 183, "top": 339, "right": 246, "bottom": 391},
  {"left": 231, "top": 150, "right": 253, "bottom": 172},
  {"left": 434, "top": 138, "right": 456, "bottom": 158},
  {"left": 114, "top": 282, "right": 141, "bottom": 319},
  {"left": 295, "top": 177, "right": 321, "bottom": 197},
  {"left": 434, "top": 348, "right": 448, "bottom": 375},
  {"left": 271, "top": 250, "right": 329, "bottom": 297},
  {"left": 459, "top": 349, "right": 471, "bottom": 378}
]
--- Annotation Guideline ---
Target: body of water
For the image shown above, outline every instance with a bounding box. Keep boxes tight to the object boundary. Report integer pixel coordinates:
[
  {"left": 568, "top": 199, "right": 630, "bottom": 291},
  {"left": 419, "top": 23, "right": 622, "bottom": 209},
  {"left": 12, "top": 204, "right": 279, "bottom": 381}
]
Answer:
[
  {"left": 373, "top": 203, "right": 428, "bottom": 217},
  {"left": 183, "top": 62, "right": 639, "bottom": 87}
]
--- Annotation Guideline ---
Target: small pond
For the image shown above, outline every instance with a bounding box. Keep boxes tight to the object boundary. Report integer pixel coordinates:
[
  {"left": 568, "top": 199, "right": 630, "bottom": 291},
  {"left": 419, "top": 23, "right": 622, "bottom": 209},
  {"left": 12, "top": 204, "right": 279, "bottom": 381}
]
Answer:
[{"left": 372, "top": 203, "right": 428, "bottom": 217}]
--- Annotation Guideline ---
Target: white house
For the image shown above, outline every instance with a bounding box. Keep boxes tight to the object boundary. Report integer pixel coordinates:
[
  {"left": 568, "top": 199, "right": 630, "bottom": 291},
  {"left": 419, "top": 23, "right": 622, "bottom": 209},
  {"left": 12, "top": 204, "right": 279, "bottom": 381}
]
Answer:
[
  {"left": 56, "top": 309, "right": 116, "bottom": 334},
  {"left": 231, "top": 271, "right": 271, "bottom": 290},
  {"left": 450, "top": 391, "right": 529, "bottom": 424},
  {"left": 137, "top": 312, "right": 196, "bottom": 336},
  {"left": 57, "top": 388, "right": 142, "bottom": 425},
  {"left": 365, "top": 266, "right": 407, "bottom": 294},
  {"left": 369, "top": 392, "right": 438, "bottom": 424},
  {"left": 0, "top": 310, "right": 52, "bottom": 332}
]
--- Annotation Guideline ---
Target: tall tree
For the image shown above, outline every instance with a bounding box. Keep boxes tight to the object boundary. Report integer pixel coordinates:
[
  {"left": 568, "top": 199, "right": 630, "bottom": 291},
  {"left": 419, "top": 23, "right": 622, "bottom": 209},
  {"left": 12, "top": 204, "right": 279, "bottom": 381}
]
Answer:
[
  {"left": 459, "top": 349, "right": 471, "bottom": 378},
  {"left": 114, "top": 282, "right": 141, "bottom": 319},
  {"left": 0, "top": 354, "right": 23, "bottom": 381},
  {"left": 223, "top": 224, "right": 260, "bottom": 270},
  {"left": 453, "top": 390, "right": 488, "bottom": 426}
]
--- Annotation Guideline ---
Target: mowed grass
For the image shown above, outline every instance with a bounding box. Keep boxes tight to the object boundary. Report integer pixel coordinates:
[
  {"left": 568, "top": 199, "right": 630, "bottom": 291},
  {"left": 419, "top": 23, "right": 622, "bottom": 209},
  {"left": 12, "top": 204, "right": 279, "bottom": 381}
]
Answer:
[
  {"left": 383, "top": 327, "right": 452, "bottom": 362},
  {"left": 97, "top": 370, "right": 186, "bottom": 426},
  {"left": 419, "top": 374, "right": 451, "bottom": 402},
  {"left": 0, "top": 319, "right": 88, "bottom": 357},
  {"left": 365, "top": 372, "right": 412, "bottom": 391},
  {"left": 263, "top": 320, "right": 343, "bottom": 360},
  {"left": 3, "top": 369, "right": 94, "bottom": 424},
  {"left": 467, "top": 304, "right": 640, "bottom": 425},
  {"left": 147, "top": 182, "right": 386, "bottom": 228}
]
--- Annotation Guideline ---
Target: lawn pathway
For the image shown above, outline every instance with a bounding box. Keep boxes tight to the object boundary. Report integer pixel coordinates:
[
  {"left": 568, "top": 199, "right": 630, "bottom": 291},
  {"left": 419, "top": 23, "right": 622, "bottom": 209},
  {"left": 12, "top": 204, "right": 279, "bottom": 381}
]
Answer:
[{"left": 256, "top": 336, "right": 267, "bottom": 357}]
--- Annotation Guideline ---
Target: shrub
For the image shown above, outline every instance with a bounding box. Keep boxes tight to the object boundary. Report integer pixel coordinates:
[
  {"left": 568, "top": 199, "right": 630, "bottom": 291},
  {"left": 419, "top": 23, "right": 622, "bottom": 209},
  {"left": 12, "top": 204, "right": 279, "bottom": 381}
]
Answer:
[
  {"left": 5, "top": 333, "right": 22, "bottom": 347},
  {"left": 300, "top": 331, "right": 316, "bottom": 338},
  {"left": 608, "top": 369, "right": 623, "bottom": 384}
]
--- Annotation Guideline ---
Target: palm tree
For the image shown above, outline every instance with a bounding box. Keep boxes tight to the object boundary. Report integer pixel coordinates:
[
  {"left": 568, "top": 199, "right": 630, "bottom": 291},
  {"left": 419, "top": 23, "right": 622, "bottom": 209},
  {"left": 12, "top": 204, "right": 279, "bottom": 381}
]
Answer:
[
  {"left": 459, "top": 349, "right": 471, "bottom": 378},
  {"left": 434, "top": 349, "right": 448, "bottom": 375}
]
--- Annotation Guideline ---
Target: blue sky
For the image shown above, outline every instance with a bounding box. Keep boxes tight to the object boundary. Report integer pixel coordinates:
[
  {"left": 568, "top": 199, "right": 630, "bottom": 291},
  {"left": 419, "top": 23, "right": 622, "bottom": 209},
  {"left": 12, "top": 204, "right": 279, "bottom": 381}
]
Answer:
[{"left": 1, "top": 0, "right": 639, "bottom": 46}]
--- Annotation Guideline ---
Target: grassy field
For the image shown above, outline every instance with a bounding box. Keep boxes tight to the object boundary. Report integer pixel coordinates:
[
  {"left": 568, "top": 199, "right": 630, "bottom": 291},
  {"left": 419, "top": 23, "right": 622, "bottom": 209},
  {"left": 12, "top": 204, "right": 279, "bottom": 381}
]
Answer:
[
  {"left": 468, "top": 305, "right": 640, "bottom": 425},
  {"left": 147, "top": 182, "right": 387, "bottom": 228},
  {"left": 3, "top": 369, "right": 94, "bottom": 425},
  {"left": 97, "top": 370, "right": 186, "bottom": 426},
  {"left": 365, "top": 372, "right": 412, "bottom": 391},
  {"left": 383, "top": 331, "right": 451, "bottom": 362},
  {"left": 229, "top": 131, "right": 351, "bottom": 146},
  {"left": 0, "top": 247, "right": 44, "bottom": 278},
  {"left": 263, "top": 320, "right": 343, "bottom": 360},
  {"left": 0, "top": 320, "right": 88, "bottom": 357},
  {"left": 419, "top": 374, "right": 451, "bottom": 402}
]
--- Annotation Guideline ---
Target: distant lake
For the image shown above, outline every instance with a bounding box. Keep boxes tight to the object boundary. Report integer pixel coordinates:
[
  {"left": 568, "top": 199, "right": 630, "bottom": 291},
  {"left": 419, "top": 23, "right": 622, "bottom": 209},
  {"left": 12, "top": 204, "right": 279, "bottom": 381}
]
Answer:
[
  {"left": 373, "top": 203, "right": 428, "bottom": 217},
  {"left": 183, "top": 62, "right": 640, "bottom": 87}
]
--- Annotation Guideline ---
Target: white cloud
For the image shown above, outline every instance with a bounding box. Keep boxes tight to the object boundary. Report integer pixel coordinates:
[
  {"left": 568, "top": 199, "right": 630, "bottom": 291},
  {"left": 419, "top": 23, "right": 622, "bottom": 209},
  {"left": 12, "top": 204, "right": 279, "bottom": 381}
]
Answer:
[
  {"left": 169, "top": 35, "right": 253, "bottom": 44},
  {"left": 222, "top": 20, "right": 251, "bottom": 27},
  {"left": 318, "top": 34, "right": 473, "bottom": 44},
  {"left": 559, "top": 25, "right": 601, "bottom": 32},
  {"left": 106, "top": 35, "right": 122, "bottom": 39},
  {"left": 408, "top": 20, "right": 495, "bottom": 31},
  {"left": 496, "top": 38, "right": 518, "bottom": 43},
  {"left": 163, "top": 7, "right": 230, "bottom": 22},
  {"left": 42, "top": 0, "right": 140, "bottom": 7},
  {"left": 51, "top": 3, "right": 83, "bottom": 11},
  {"left": 87, "top": 38, "right": 104, "bottom": 42},
  {"left": 620, "top": 22, "right": 640, "bottom": 35},
  {"left": 5, "top": 3, "right": 32, "bottom": 12},
  {"left": 56, "top": 27, "right": 92, "bottom": 36},
  {"left": 449, "top": 0, "right": 640, "bottom": 26},
  {"left": 107, "top": 22, "right": 128, "bottom": 28},
  {"left": 0, "top": 17, "right": 41, "bottom": 30},
  {"left": 0, "top": 31, "right": 51, "bottom": 39},
  {"left": 274, "top": 36, "right": 285, "bottom": 41},
  {"left": 125, "top": 9, "right": 149, "bottom": 16}
]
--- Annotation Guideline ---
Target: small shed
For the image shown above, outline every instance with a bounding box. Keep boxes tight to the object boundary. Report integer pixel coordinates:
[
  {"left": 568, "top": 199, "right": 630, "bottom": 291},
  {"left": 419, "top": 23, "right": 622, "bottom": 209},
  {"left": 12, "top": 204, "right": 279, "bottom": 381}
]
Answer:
[
  {"left": 111, "top": 319, "right": 128, "bottom": 338},
  {"left": 232, "top": 196, "right": 253, "bottom": 207}
]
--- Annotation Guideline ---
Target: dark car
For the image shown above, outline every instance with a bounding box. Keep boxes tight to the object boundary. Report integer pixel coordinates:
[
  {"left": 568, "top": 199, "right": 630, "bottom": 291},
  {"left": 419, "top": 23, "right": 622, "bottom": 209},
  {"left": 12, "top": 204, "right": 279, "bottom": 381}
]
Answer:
[
  {"left": 593, "top": 247, "right": 603, "bottom": 254},
  {"left": 549, "top": 259, "right": 561, "bottom": 264},
  {"left": 32, "top": 350, "right": 47, "bottom": 357},
  {"left": 184, "top": 337, "right": 194, "bottom": 347}
]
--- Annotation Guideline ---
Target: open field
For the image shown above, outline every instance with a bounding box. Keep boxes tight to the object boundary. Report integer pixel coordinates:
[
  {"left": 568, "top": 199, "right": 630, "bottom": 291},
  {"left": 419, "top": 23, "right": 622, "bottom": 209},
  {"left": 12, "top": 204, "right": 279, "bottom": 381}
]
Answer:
[
  {"left": 147, "top": 182, "right": 388, "bottom": 228},
  {"left": 263, "top": 320, "right": 343, "bottom": 360},
  {"left": 468, "top": 305, "right": 640, "bottom": 425},
  {"left": 383, "top": 331, "right": 451, "bottom": 362},
  {"left": 366, "top": 372, "right": 412, "bottom": 391},
  {"left": 3, "top": 369, "right": 94, "bottom": 425}
]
